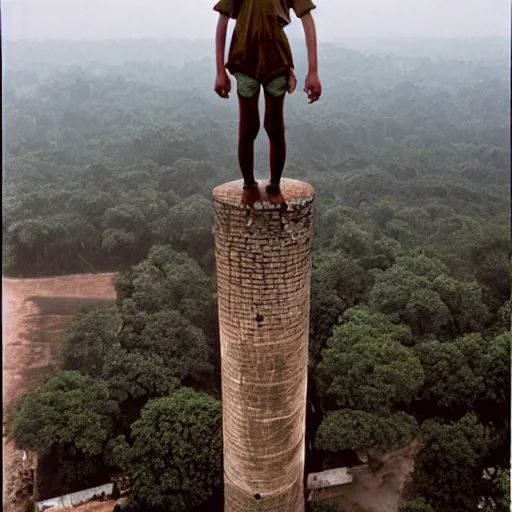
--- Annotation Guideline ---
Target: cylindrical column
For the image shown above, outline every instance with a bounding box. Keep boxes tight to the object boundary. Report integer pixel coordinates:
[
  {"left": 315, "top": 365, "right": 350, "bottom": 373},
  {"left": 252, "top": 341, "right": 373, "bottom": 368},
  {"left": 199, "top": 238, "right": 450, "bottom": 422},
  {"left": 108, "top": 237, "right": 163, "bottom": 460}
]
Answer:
[{"left": 213, "top": 179, "right": 314, "bottom": 512}]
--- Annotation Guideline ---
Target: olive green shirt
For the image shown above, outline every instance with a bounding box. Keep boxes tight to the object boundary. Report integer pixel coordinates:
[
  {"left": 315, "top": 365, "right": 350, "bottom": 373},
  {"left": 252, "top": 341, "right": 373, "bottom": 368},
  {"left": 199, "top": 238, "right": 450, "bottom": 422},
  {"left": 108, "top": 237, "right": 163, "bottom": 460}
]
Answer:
[{"left": 213, "top": 0, "right": 316, "bottom": 85}]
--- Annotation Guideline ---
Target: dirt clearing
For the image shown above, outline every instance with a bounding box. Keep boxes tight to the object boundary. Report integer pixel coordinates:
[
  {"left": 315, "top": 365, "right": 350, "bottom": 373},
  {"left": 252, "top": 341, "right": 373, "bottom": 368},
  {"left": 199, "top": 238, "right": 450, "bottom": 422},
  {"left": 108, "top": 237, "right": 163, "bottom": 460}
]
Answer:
[
  {"left": 2, "top": 274, "right": 116, "bottom": 512},
  {"left": 59, "top": 500, "right": 117, "bottom": 512},
  {"left": 335, "top": 441, "right": 419, "bottom": 512}
]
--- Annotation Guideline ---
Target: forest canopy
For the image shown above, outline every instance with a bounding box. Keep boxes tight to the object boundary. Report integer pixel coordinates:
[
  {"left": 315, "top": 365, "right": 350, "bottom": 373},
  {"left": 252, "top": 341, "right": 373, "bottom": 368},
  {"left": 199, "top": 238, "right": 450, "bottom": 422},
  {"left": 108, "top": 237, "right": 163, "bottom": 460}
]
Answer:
[{"left": 4, "top": 38, "right": 510, "bottom": 512}]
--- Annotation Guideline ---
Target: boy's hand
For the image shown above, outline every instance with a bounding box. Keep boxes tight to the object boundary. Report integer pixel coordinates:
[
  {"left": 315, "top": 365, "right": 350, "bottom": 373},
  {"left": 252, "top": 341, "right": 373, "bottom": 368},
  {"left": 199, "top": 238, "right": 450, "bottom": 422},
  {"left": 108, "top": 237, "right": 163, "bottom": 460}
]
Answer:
[
  {"left": 214, "top": 71, "right": 231, "bottom": 99},
  {"left": 304, "top": 72, "right": 322, "bottom": 104},
  {"left": 288, "top": 68, "right": 297, "bottom": 94}
]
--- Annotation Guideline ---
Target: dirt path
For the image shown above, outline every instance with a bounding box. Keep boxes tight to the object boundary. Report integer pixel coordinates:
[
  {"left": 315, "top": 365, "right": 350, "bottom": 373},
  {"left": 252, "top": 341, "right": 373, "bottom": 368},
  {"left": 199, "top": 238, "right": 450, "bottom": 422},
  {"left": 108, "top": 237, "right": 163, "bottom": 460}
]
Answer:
[
  {"left": 309, "top": 441, "right": 420, "bottom": 512},
  {"left": 60, "top": 502, "right": 117, "bottom": 512},
  {"left": 2, "top": 274, "right": 116, "bottom": 512},
  {"left": 336, "top": 441, "right": 419, "bottom": 512}
]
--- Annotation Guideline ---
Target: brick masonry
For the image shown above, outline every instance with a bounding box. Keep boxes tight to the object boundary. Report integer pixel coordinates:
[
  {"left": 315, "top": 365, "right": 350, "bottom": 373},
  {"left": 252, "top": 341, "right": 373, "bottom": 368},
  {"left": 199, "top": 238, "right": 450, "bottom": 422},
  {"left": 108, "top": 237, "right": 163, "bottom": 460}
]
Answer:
[{"left": 213, "top": 179, "right": 314, "bottom": 512}]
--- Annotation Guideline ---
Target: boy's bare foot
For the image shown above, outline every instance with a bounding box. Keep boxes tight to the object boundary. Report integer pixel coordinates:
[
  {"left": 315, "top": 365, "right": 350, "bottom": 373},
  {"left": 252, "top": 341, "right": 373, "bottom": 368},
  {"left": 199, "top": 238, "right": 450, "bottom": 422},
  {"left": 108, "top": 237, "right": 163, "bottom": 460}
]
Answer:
[
  {"left": 241, "top": 183, "right": 262, "bottom": 207},
  {"left": 266, "top": 184, "right": 287, "bottom": 209}
]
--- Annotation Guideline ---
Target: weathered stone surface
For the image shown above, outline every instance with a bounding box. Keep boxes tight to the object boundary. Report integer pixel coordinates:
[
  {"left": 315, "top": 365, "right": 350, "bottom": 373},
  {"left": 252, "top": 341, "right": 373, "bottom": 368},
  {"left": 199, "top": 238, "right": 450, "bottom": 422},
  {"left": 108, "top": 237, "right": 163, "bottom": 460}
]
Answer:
[{"left": 213, "top": 179, "right": 314, "bottom": 512}]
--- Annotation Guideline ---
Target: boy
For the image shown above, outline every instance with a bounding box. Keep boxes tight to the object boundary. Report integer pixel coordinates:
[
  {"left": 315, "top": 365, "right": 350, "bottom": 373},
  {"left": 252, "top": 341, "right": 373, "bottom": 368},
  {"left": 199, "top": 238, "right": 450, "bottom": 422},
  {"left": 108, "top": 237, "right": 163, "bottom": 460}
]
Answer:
[{"left": 213, "top": 0, "right": 322, "bottom": 208}]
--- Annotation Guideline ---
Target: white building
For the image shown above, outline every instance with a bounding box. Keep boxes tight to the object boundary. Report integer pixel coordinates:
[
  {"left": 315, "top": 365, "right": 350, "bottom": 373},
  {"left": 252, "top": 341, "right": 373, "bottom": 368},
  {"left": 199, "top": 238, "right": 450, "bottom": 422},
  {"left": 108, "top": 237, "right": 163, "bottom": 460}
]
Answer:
[{"left": 36, "top": 483, "right": 114, "bottom": 511}]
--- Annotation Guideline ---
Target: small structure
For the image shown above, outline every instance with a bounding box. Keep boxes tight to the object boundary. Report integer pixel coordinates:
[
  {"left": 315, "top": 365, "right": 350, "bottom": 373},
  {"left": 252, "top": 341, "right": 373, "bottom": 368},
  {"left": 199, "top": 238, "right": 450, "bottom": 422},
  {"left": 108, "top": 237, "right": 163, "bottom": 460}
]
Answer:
[
  {"left": 36, "top": 483, "right": 114, "bottom": 511},
  {"left": 306, "top": 468, "right": 353, "bottom": 502},
  {"left": 307, "top": 468, "right": 353, "bottom": 491}
]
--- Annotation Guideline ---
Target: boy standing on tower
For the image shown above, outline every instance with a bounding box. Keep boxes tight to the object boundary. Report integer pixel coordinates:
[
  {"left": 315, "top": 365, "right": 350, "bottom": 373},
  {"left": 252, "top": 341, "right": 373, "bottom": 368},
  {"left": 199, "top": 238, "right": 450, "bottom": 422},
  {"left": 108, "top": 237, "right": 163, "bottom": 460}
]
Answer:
[{"left": 213, "top": 0, "right": 322, "bottom": 208}]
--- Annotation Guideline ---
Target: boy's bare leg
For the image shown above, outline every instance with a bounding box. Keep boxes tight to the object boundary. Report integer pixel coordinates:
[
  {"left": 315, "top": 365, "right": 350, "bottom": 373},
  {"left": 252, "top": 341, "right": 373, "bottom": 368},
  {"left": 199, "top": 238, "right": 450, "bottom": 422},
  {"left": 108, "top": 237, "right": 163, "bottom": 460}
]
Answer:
[
  {"left": 238, "top": 91, "right": 262, "bottom": 206},
  {"left": 263, "top": 90, "right": 287, "bottom": 207}
]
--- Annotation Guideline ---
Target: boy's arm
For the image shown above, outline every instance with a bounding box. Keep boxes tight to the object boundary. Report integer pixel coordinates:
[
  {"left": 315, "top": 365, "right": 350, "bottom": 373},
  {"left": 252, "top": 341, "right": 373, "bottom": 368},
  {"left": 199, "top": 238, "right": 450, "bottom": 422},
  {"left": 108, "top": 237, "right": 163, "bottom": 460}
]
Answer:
[
  {"left": 300, "top": 12, "right": 322, "bottom": 103},
  {"left": 214, "top": 14, "right": 231, "bottom": 98}
]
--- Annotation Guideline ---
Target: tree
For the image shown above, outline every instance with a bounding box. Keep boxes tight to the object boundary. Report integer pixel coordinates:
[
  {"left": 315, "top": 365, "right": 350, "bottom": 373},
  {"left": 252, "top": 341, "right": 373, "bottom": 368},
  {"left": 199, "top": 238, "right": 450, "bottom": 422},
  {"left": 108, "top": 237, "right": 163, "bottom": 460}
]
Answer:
[
  {"left": 101, "top": 204, "right": 147, "bottom": 262},
  {"left": 316, "top": 410, "right": 418, "bottom": 454},
  {"left": 432, "top": 274, "right": 489, "bottom": 333},
  {"left": 9, "top": 371, "right": 118, "bottom": 456},
  {"left": 493, "top": 469, "right": 510, "bottom": 512},
  {"left": 309, "top": 283, "right": 345, "bottom": 365},
  {"left": 102, "top": 347, "right": 179, "bottom": 404},
  {"left": 61, "top": 308, "right": 120, "bottom": 378},
  {"left": 480, "top": 332, "right": 510, "bottom": 416},
  {"left": 410, "top": 414, "right": 488, "bottom": 512},
  {"left": 329, "top": 219, "right": 374, "bottom": 259},
  {"left": 115, "top": 245, "right": 215, "bottom": 328},
  {"left": 168, "top": 194, "right": 214, "bottom": 265},
  {"left": 477, "top": 331, "right": 511, "bottom": 430},
  {"left": 317, "top": 308, "right": 421, "bottom": 414},
  {"left": 322, "top": 307, "right": 414, "bottom": 349},
  {"left": 66, "top": 188, "right": 115, "bottom": 225},
  {"left": 369, "top": 254, "right": 488, "bottom": 337},
  {"left": 314, "top": 307, "right": 421, "bottom": 461},
  {"left": 137, "top": 310, "right": 213, "bottom": 380},
  {"left": 413, "top": 340, "right": 485, "bottom": 417},
  {"left": 114, "top": 246, "right": 219, "bottom": 379},
  {"left": 399, "top": 499, "right": 434, "bottom": 512},
  {"left": 60, "top": 307, "right": 182, "bottom": 407},
  {"left": 319, "top": 340, "right": 423, "bottom": 414},
  {"left": 111, "top": 388, "right": 222, "bottom": 511},
  {"left": 313, "top": 251, "right": 371, "bottom": 309},
  {"left": 160, "top": 158, "right": 215, "bottom": 198}
]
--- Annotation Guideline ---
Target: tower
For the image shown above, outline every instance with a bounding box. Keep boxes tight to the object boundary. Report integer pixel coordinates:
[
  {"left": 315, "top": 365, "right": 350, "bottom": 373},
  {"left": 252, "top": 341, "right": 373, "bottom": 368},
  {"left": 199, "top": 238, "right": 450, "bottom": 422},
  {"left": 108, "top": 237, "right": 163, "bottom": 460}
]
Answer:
[{"left": 213, "top": 179, "right": 314, "bottom": 512}]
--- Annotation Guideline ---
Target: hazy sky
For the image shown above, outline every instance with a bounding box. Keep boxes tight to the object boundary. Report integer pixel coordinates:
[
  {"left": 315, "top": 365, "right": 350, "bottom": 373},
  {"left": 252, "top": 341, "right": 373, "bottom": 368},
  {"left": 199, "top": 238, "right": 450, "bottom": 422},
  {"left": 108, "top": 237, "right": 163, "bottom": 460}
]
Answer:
[{"left": 2, "top": 0, "right": 510, "bottom": 41}]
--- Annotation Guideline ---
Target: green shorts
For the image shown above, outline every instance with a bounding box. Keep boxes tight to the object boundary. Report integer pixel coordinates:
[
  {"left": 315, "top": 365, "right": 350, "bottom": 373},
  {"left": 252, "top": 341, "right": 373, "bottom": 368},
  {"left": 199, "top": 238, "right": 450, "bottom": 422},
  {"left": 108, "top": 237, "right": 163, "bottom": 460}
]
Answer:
[{"left": 234, "top": 72, "right": 288, "bottom": 98}]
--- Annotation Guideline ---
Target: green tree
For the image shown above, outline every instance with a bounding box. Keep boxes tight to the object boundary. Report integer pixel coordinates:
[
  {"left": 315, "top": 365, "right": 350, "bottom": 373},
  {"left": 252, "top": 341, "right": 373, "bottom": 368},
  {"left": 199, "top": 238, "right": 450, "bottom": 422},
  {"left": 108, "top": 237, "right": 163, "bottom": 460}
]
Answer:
[
  {"left": 321, "top": 307, "right": 414, "bottom": 349},
  {"left": 66, "top": 188, "right": 116, "bottom": 225},
  {"left": 111, "top": 388, "right": 222, "bottom": 511},
  {"left": 137, "top": 310, "right": 213, "bottom": 380},
  {"left": 316, "top": 409, "right": 418, "bottom": 454},
  {"left": 61, "top": 308, "right": 120, "bottom": 378},
  {"left": 114, "top": 246, "right": 219, "bottom": 382},
  {"left": 102, "top": 347, "right": 179, "bottom": 404},
  {"left": 9, "top": 371, "right": 118, "bottom": 456},
  {"left": 309, "top": 283, "right": 345, "bottom": 365},
  {"left": 369, "top": 254, "right": 488, "bottom": 337},
  {"left": 319, "top": 339, "right": 423, "bottom": 413},
  {"left": 101, "top": 203, "right": 147, "bottom": 262},
  {"left": 115, "top": 245, "right": 215, "bottom": 332},
  {"left": 399, "top": 499, "right": 434, "bottom": 512},
  {"left": 168, "top": 194, "right": 214, "bottom": 266},
  {"left": 313, "top": 251, "right": 370, "bottom": 309},
  {"left": 413, "top": 340, "right": 485, "bottom": 416},
  {"left": 479, "top": 332, "right": 511, "bottom": 422},
  {"left": 162, "top": 158, "right": 216, "bottom": 197},
  {"left": 411, "top": 414, "right": 488, "bottom": 512},
  {"left": 432, "top": 274, "right": 489, "bottom": 333},
  {"left": 317, "top": 308, "right": 421, "bottom": 413},
  {"left": 493, "top": 469, "right": 511, "bottom": 512},
  {"left": 314, "top": 307, "right": 421, "bottom": 461}
]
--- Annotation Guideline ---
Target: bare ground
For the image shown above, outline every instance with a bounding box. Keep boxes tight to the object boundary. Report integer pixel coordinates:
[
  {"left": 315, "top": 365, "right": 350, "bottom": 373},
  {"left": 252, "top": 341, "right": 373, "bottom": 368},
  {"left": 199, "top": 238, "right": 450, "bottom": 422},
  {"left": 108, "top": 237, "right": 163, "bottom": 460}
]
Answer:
[
  {"left": 60, "top": 500, "right": 117, "bottom": 512},
  {"left": 2, "top": 274, "right": 116, "bottom": 512},
  {"left": 310, "top": 441, "right": 420, "bottom": 512}
]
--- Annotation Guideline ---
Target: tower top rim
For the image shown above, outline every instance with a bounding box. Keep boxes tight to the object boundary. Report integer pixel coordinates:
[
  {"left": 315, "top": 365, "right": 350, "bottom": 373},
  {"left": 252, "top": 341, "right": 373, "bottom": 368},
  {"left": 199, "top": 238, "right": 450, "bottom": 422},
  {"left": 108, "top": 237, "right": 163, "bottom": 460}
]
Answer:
[{"left": 213, "top": 179, "right": 315, "bottom": 208}]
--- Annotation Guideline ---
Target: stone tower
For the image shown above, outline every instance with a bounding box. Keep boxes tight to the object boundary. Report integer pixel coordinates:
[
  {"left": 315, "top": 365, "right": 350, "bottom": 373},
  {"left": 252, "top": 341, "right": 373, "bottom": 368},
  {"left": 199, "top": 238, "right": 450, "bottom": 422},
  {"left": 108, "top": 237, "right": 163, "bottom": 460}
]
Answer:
[{"left": 213, "top": 179, "right": 314, "bottom": 512}]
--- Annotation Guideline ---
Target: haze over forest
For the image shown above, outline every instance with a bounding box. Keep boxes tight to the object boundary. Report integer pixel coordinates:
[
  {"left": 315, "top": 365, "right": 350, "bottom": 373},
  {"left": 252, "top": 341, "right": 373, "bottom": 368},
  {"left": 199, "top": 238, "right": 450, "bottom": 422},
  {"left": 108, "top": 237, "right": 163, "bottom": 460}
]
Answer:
[{"left": 3, "top": 0, "right": 511, "bottom": 41}]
